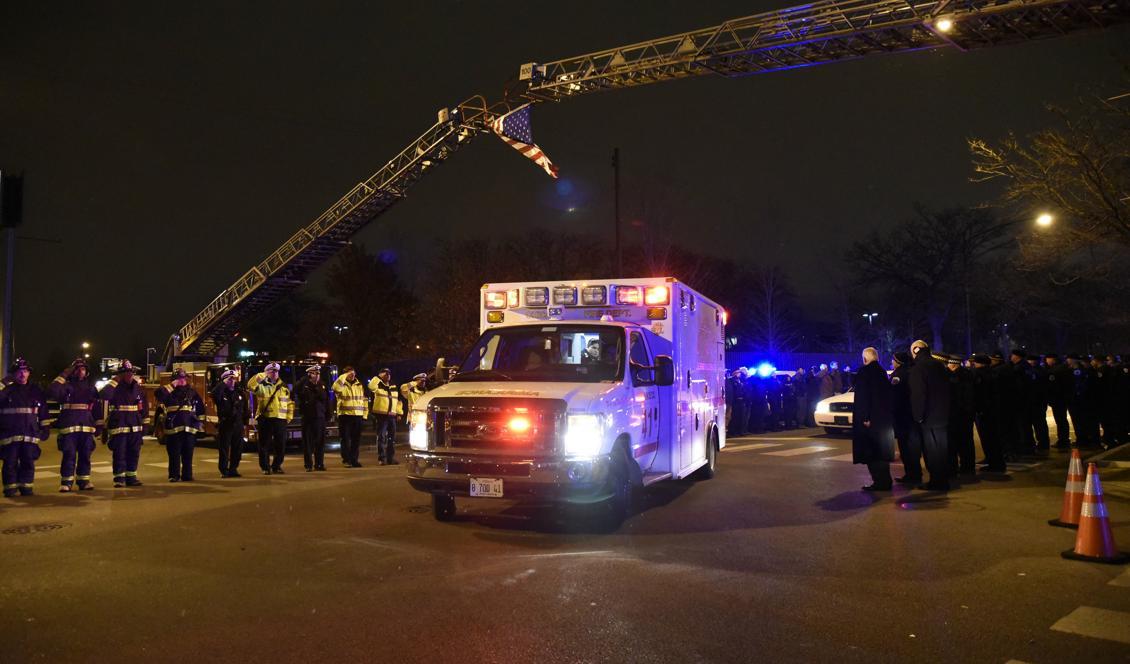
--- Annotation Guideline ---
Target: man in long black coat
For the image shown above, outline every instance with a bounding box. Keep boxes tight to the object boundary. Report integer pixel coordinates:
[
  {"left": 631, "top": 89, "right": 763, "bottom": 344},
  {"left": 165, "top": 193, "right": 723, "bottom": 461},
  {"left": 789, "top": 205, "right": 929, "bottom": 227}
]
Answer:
[
  {"left": 909, "top": 340, "right": 951, "bottom": 491},
  {"left": 853, "top": 348, "right": 895, "bottom": 491},
  {"left": 890, "top": 352, "right": 917, "bottom": 484},
  {"left": 945, "top": 355, "right": 976, "bottom": 477}
]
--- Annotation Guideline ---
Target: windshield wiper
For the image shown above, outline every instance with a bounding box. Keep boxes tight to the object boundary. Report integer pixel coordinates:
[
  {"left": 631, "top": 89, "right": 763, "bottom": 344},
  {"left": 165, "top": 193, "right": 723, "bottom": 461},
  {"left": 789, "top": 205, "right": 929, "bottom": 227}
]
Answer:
[{"left": 452, "top": 369, "right": 513, "bottom": 382}]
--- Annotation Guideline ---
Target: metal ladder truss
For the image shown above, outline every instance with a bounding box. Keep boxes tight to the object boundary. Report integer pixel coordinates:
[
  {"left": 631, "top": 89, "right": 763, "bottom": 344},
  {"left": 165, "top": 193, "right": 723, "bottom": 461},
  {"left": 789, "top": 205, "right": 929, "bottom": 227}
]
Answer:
[{"left": 521, "top": 0, "right": 1130, "bottom": 101}]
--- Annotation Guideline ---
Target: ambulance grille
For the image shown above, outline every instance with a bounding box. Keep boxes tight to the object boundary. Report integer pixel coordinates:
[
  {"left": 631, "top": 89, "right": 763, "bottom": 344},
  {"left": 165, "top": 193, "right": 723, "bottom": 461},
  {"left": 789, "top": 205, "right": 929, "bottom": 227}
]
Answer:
[{"left": 429, "top": 397, "right": 566, "bottom": 453}]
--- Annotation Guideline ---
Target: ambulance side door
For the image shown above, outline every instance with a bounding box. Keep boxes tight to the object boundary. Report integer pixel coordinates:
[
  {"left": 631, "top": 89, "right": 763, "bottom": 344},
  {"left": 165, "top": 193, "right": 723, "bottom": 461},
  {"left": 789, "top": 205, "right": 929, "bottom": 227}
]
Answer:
[{"left": 628, "top": 331, "right": 660, "bottom": 473}]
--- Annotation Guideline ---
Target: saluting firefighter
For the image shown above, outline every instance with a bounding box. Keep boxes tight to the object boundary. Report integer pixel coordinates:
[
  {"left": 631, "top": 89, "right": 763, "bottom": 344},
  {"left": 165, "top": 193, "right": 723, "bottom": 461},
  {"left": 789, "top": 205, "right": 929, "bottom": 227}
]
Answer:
[
  {"left": 400, "top": 373, "right": 428, "bottom": 420},
  {"left": 369, "top": 368, "right": 402, "bottom": 465},
  {"left": 248, "top": 362, "right": 293, "bottom": 474},
  {"left": 332, "top": 366, "right": 367, "bottom": 468},
  {"left": 0, "top": 358, "right": 50, "bottom": 497},
  {"left": 296, "top": 364, "right": 329, "bottom": 472},
  {"left": 46, "top": 358, "right": 103, "bottom": 491},
  {"left": 156, "top": 368, "right": 205, "bottom": 482},
  {"left": 212, "top": 369, "right": 249, "bottom": 477},
  {"left": 98, "top": 359, "right": 149, "bottom": 488}
]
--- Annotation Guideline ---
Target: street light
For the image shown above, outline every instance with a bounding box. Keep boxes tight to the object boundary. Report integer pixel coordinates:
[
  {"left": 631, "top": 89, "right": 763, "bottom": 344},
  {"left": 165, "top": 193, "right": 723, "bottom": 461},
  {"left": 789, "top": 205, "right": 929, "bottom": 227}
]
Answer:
[
  {"left": 862, "top": 312, "right": 879, "bottom": 325},
  {"left": 1036, "top": 212, "right": 1054, "bottom": 228},
  {"left": 81, "top": 341, "right": 90, "bottom": 350},
  {"left": 935, "top": 17, "right": 954, "bottom": 32}
]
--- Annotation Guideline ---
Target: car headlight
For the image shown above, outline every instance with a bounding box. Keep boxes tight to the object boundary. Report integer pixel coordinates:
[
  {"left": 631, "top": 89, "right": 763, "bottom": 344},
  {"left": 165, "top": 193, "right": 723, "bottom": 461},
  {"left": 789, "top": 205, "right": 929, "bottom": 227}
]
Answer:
[
  {"left": 815, "top": 401, "right": 831, "bottom": 415},
  {"left": 409, "top": 410, "right": 429, "bottom": 451},
  {"left": 564, "top": 414, "right": 604, "bottom": 457}
]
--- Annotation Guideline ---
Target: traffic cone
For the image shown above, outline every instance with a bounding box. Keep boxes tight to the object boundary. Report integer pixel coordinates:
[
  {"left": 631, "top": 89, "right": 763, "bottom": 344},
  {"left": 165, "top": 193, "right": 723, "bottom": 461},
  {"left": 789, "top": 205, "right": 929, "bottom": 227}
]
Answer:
[
  {"left": 1048, "top": 449, "right": 1085, "bottom": 529},
  {"left": 1061, "top": 463, "right": 1129, "bottom": 565}
]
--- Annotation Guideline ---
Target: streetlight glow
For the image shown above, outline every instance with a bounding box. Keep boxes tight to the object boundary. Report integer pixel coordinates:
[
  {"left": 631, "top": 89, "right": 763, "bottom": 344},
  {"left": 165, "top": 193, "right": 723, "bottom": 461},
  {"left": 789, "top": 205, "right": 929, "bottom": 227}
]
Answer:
[
  {"left": 1036, "top": 212, "right": 1054, "bottom": 227},
  {"left": 81, "top": 341, "right": 90, "bottom": 350},
  {"left": 935, "top": 17, "right": 954, "bottom": 32}
]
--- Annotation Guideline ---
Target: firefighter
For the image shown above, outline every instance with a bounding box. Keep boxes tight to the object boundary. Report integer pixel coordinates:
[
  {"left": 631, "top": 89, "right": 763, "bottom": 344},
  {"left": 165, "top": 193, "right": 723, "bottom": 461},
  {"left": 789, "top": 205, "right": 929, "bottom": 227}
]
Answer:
[
  {"left": 0, "top": 358, "right": 50, "bottom": 497},
  {"left": 332, "top": 366, "right": 367, "bottom": 468},
  {"left": 99, "top": 359, "right": 149, "bottom": 488},
  {"left": 248, "top": 362, "right": 293, "bottom": 474},
  {"left": 400, "top": 373, "right": 427, "bottom": 418},
  {"left": 368, "top": 368, "right": 402, "bottom": 465},
  {"left": 212, "top": 368, "right": 249, "bottom": 477},
  {"left": 296, "top": 364, "right": 329, "bottom": 472},
  {"left": 46, "top": 357, "right": 103, "bottom": 491},
  {"left": 156, "top": 368, "right": 204, "bottom": 482}
]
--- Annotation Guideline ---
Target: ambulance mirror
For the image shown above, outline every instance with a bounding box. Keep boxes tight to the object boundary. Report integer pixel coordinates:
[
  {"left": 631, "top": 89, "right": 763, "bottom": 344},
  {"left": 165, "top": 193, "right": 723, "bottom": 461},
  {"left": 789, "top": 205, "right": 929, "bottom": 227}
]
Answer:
[{"left": 653, "top": 355, "right": 674, "bottom": 387}]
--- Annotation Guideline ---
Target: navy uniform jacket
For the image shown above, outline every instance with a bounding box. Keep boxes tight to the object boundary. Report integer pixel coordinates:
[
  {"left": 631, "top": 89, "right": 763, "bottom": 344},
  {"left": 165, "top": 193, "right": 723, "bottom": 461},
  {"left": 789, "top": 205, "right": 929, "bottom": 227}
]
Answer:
[
  {"left": 98, "top": 377, "right": 149, "bottom": 436},
  {"left": 46, "top": 373, "right": 103, "bottom": 436},
  {"left": 156, "top": 384, "right": 204, "bottom": 435},
  {"left": 0, "top": 381, "right": 49, "bottom": 446}
]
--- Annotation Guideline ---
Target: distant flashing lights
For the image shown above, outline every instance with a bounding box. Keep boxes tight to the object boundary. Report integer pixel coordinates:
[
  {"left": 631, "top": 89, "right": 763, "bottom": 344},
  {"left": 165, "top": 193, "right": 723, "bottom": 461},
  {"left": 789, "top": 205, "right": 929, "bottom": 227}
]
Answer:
[
  {"left": 756, "top": 363, "right": 776, "bottom": 378},
  {"left": 486, "top": 283, "right": 674, "bottom": 310}
]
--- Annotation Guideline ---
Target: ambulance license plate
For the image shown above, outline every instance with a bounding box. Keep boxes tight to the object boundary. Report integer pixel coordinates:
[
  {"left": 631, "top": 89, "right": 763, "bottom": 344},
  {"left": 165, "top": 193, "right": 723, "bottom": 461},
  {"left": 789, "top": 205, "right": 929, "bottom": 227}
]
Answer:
[{"left": 470, "top": 477, "right": 503, "bottom": 498}]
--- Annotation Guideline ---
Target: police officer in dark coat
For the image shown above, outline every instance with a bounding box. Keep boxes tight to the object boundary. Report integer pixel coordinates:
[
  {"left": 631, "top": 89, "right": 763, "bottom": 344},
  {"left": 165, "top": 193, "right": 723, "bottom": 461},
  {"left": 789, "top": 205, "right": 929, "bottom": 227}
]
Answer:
[
  {"left": 727, "top": 369, "right": 748, "bottom": 437},
  {"left": 971, "top": 354, "right": 1006, "bottom": 473},
  {"left": 1092, "top": 355, "right": 1116, "bottom": 449},
  {"left": 945, "top": 354, "right": 976, "bottom": 477},
  {"left": 794, "top": 367, "right": 810, "bottom": 428},
  {"left": 1067, "top": 354, "right": 1099, "bottom": 447},
  {"left": 1025, "top": 354, "right": 1051, "bottom": 452},
  {"left": 1044, "top": 353, "right": 1072, "bottom": 448},
  {"left": 908, "top": 340, "right": 951, "bottom": 491},
  {"left": 890, "top": 352, "right": 916, "bottom": 484},
  {"left": 853, "top": 348, "right": 895, "bottom": 491},
  {"left": 212, "top": 369, "right": 249, "bottom": 477},
  {"left": 990, "top": 352, "right": 1019, "bottom": 460},
  {"left": 294, "top": 364, "right": 329, "bottom": 472},
  {"left": 746, "top": 373, "right": 768, "bottom": 434},
  {"left": 1109, "top": 355, "right": 1130, "bottom": 444}
]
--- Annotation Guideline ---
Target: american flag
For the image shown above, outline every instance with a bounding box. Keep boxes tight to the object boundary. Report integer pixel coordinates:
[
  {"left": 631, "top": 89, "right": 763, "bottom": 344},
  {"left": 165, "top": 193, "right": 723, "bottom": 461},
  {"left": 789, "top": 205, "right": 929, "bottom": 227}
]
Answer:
[{"left": 492, "top": 103, "right": 559, "bottom": 179}]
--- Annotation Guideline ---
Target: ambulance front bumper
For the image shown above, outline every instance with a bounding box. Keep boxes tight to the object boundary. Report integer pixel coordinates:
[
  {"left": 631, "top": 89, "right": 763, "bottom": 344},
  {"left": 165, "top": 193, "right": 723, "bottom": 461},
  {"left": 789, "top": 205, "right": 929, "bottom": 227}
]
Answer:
[{"left": 406, "top": 451, "right": 616, "bottom": 503}]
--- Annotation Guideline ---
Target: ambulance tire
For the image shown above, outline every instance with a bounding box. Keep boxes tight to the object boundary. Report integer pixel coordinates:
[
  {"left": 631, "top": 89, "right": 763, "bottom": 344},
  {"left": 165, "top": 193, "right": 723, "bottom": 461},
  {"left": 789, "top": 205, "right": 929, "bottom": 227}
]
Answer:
[
  {"left": 693, "top": 427, "right": 718, "bottom": 480},
  {"left": 607, "top": 443, "right": 637, "bottom": 526},
  {"left": 432, "top": 494, "right": 456, "bottom": 522}
]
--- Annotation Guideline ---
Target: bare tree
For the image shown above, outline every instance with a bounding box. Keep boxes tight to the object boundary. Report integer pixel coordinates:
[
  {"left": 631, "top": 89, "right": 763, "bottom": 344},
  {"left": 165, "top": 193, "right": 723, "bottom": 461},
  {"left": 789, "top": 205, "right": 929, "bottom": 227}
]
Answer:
[{"left": 747, "top": 265, "right": 800, "bottom": 355}]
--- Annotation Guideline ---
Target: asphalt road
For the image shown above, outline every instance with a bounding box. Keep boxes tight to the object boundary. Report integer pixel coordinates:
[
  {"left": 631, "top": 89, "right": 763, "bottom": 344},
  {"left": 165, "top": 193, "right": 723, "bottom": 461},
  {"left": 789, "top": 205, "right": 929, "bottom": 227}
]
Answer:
[{"left": 2, "top": 430, "right": 1129, "bottom": 663}]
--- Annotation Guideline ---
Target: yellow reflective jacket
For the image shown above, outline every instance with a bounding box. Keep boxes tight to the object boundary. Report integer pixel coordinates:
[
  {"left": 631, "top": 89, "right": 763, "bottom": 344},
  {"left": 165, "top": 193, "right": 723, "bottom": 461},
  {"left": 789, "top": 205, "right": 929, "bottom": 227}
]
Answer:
[
  {"left": 332, "top": 375, "right": 368, "bottom": 418},
  {"left": 247, "top": 373, "right": 294, "bottom": 422},
  {"left": 368, "top": 377, "right": 402, "bottom": 416},
  {"left": 400, "top": 382, "right": 425, "bottom": 412}
]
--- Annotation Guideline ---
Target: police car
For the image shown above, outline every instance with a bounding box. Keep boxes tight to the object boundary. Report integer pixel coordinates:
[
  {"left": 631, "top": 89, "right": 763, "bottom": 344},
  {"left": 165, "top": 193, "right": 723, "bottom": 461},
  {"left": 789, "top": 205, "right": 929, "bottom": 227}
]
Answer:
[{"left": 814, "top": 390, "right": 854, "bottom": 434}]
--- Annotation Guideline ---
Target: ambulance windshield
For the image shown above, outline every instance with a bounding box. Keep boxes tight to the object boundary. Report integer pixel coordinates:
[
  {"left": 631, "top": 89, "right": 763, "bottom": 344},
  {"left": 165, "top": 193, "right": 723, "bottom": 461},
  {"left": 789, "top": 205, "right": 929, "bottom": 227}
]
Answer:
[{"left": 454, "top": 325, "right": 624, "bottom": 383}]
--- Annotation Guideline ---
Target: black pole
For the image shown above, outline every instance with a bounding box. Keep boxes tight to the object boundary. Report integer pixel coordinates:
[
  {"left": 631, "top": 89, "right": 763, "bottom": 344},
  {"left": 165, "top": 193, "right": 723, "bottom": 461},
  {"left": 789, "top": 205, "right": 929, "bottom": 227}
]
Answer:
[{"left": 612, "top": 147, "right": 622, "bottom": 275}]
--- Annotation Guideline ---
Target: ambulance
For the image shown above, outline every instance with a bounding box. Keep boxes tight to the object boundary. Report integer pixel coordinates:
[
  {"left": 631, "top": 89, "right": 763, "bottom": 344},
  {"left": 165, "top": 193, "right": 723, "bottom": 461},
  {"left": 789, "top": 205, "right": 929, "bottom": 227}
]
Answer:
[{"left": 406, "top": 277, "right": 727, "bottom": 523}]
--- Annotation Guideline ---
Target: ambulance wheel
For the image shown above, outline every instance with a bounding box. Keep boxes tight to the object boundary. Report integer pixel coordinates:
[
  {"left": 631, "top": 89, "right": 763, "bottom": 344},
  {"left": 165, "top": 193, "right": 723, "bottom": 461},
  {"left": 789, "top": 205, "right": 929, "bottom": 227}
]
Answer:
[
  {"left": 694, "top": 428, "right": 718, "bottom": 480},
  {"left": 432, "top": 494, "right": 456, "bottom": 521},
  {"left": 607, "top": 445, "right": 637, "bottom": 526}
]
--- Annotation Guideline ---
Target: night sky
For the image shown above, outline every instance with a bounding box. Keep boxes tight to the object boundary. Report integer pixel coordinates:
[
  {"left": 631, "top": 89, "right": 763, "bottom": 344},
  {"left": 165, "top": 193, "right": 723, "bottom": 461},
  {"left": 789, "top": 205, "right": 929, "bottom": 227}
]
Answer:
[{"left": 3, "top": 1, "right": 1127, "bottom": 371}]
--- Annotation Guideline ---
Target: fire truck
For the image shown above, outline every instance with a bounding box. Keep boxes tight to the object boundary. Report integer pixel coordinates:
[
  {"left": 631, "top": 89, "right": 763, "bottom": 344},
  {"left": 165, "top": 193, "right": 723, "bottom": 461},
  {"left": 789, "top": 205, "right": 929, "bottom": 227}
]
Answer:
[{"left": 405, "top": 278, "right": 726, "bottom": 522}]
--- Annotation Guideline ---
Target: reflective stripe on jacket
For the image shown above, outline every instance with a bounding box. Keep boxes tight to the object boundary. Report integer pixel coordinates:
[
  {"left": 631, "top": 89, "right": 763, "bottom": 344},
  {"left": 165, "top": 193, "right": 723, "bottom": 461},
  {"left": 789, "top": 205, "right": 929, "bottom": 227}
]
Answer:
[
  {"left": 332, "top": 376, "right": 367, "bottom": 417},
  {"left": 156, "top": 384, "right": 205, "bottom": 435},
  {"left": 247, "top": 373, "right": 294, "bottom": 422}
]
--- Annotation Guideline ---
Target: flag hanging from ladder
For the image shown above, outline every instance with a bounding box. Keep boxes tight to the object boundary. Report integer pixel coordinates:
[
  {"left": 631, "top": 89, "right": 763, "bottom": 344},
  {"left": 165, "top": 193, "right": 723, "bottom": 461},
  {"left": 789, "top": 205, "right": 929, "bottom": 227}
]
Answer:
[{"left": 491, "top": 103, "right": 559, "bottom": 179}]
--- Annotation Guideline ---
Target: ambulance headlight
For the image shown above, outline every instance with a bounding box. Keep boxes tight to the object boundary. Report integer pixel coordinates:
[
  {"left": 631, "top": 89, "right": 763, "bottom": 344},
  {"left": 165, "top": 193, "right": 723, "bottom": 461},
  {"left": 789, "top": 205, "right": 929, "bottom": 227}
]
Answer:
[
  {"left": 564, "top": 414, "right": 604, "bottom": 457},
  {"left": 409, "top": 410, "right": 430, "bottom": 450}
]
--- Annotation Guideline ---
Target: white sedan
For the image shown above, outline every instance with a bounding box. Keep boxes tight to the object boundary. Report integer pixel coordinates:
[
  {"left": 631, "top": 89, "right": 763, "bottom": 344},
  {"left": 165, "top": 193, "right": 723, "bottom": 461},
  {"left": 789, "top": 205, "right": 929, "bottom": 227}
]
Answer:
[{"left": 814, "top": 390, "right": 854, "bottom": 434}]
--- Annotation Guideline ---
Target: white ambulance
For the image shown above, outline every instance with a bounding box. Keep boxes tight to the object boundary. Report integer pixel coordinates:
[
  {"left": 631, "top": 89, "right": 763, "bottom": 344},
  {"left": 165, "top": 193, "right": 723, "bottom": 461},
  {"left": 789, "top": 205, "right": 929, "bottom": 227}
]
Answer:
[{"left": 406, "top": 277, "right": 727, "bottom": 523}]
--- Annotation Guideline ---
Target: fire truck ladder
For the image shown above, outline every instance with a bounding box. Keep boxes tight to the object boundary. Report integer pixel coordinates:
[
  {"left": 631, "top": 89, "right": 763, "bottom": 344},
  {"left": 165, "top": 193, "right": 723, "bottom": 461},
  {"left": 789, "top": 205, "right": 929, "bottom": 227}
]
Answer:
[
  {"left": 519, "top": 0, "right": 1129, "bottom": 100},
  {"left": 167, "top": 0, "right": 1127, "bottom": 364}
]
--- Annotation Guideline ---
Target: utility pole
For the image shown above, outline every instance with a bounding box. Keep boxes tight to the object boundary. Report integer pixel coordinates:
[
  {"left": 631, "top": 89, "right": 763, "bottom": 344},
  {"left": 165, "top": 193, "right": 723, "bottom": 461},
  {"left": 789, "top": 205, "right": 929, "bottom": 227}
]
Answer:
[
  {"left": 612, "top": 148, "right": 622, "bottom": 275},
  {"left": 0, "top": 170, "right": 18, "bottom": 373}
]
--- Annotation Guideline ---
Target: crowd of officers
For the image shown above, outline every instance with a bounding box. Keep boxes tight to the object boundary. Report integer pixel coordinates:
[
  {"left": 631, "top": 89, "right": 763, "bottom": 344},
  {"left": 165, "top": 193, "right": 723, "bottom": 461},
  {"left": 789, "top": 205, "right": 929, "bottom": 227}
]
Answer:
[
  {"left": 0, "top": 356, "right": 429, "bottom": 496},
  {"left": 725, "top": 343, "right": 1129, "bottom": 493},
  {"left": 725, "top": 362, "right": 853, "bottom": 435}
]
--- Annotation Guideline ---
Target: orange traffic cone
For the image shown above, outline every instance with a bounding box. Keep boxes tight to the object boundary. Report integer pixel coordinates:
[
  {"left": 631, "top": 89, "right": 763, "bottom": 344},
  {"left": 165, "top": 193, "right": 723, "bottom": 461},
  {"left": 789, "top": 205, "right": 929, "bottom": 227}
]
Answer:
[
  {"left": 1048, "top": 449, "right": 1085, "bottom": 529},
  {"left": 1061, "top": 463, "right": 1129, "bottom": 565}
]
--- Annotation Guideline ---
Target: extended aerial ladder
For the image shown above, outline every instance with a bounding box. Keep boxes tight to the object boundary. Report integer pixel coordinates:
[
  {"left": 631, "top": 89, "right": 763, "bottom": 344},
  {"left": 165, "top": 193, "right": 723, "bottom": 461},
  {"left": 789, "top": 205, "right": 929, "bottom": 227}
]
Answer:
[{"left": 165, "top": 0, "right": 1129, "bottom": 365}]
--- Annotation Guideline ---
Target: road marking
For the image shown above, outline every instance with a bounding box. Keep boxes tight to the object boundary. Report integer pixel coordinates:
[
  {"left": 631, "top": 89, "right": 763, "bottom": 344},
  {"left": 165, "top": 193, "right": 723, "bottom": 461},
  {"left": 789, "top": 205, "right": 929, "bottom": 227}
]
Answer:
[
  {"left": 1109, "top": 569, "right": 1130, "bottom": 587},
  {"left": 726, "top": 443, "right": 783, "bottom": 453},
  {"left": 1050, "top": 606, "right": 1130, "bottom": 645},
  {"left": 764, "top": 445, "right": 834, "bottom": 457},
  {"left": 824, "top": 453, "right": 855, "bottom": 462}
]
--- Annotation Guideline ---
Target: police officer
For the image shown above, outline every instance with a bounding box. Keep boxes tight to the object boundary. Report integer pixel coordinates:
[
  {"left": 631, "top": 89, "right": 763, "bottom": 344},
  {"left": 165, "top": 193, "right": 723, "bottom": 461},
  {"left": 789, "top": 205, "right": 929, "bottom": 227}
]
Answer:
[
  {"left": 1044, "top": 353, "right": 1072, "bottom": 448},
  {"left": 1066, "top": 354, "right": 1098, "bottom": 448},
  {"left": 1025, "top": 354, "right": 1051, "bottom": 452},
  {"left": 945, "top": 354, "right": 976, "bottom": 477},
  {"left": 727, "top": 369, "right": 748, "bottom": 436},
  {"left": 156, "top": 368, "right": 205, "bottom": 482},
  {"left": 248, "top": 362, "right": 293, "bottom": 474},
  {"left": 0, "top": 358, "right": 50, "bottom": 497},
  {"left": 971, "top": 354, "right": 1005, "bottom": 473},
  {"left": 99, "top": 360, "right": 149, "bottom": 488},
  {"left": 296, "top": 364, "right": 329, "bottom": 472},
  {"left": 1109, "top": 355, "right": 1130, "bottom": 444},
  {"left": 212, "top": 369, "right": 249, "bottom": 477},
  {"left": 400, "top": 373, "right": 427, "bottom": 418},
  {"left": 890, "top": 352, "right": 917, "bottom": 484},
  {"left": 368, "top": 368, "right": 401, "bottom": 465},
  {"left": 1092, "top": 355, "right": 1116, "bottom": 449},
  {"left": 47, "top": 358, "right": 103, "bottom": 491},
  {"left": 333, "top": 366, "right": 367, "bottom": 467},
  {"left": 908, "top": 341, "right": 951, "bottom": 491}
]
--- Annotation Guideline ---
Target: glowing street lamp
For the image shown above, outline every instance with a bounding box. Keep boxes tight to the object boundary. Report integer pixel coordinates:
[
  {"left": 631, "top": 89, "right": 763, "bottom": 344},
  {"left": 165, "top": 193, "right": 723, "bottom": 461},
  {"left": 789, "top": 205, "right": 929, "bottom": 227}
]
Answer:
[
  {"left": 1036, "top": 212, "right": 1055, "bottom": 228},
  {"left": 862, "top": 312, "right": 879, "bottom": 326},
  {"left": 81, "top": 341, "right": 90, "bottom": 350},
  {"left": 935, "top": 17, "right": 954, "bottom": 32}
]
